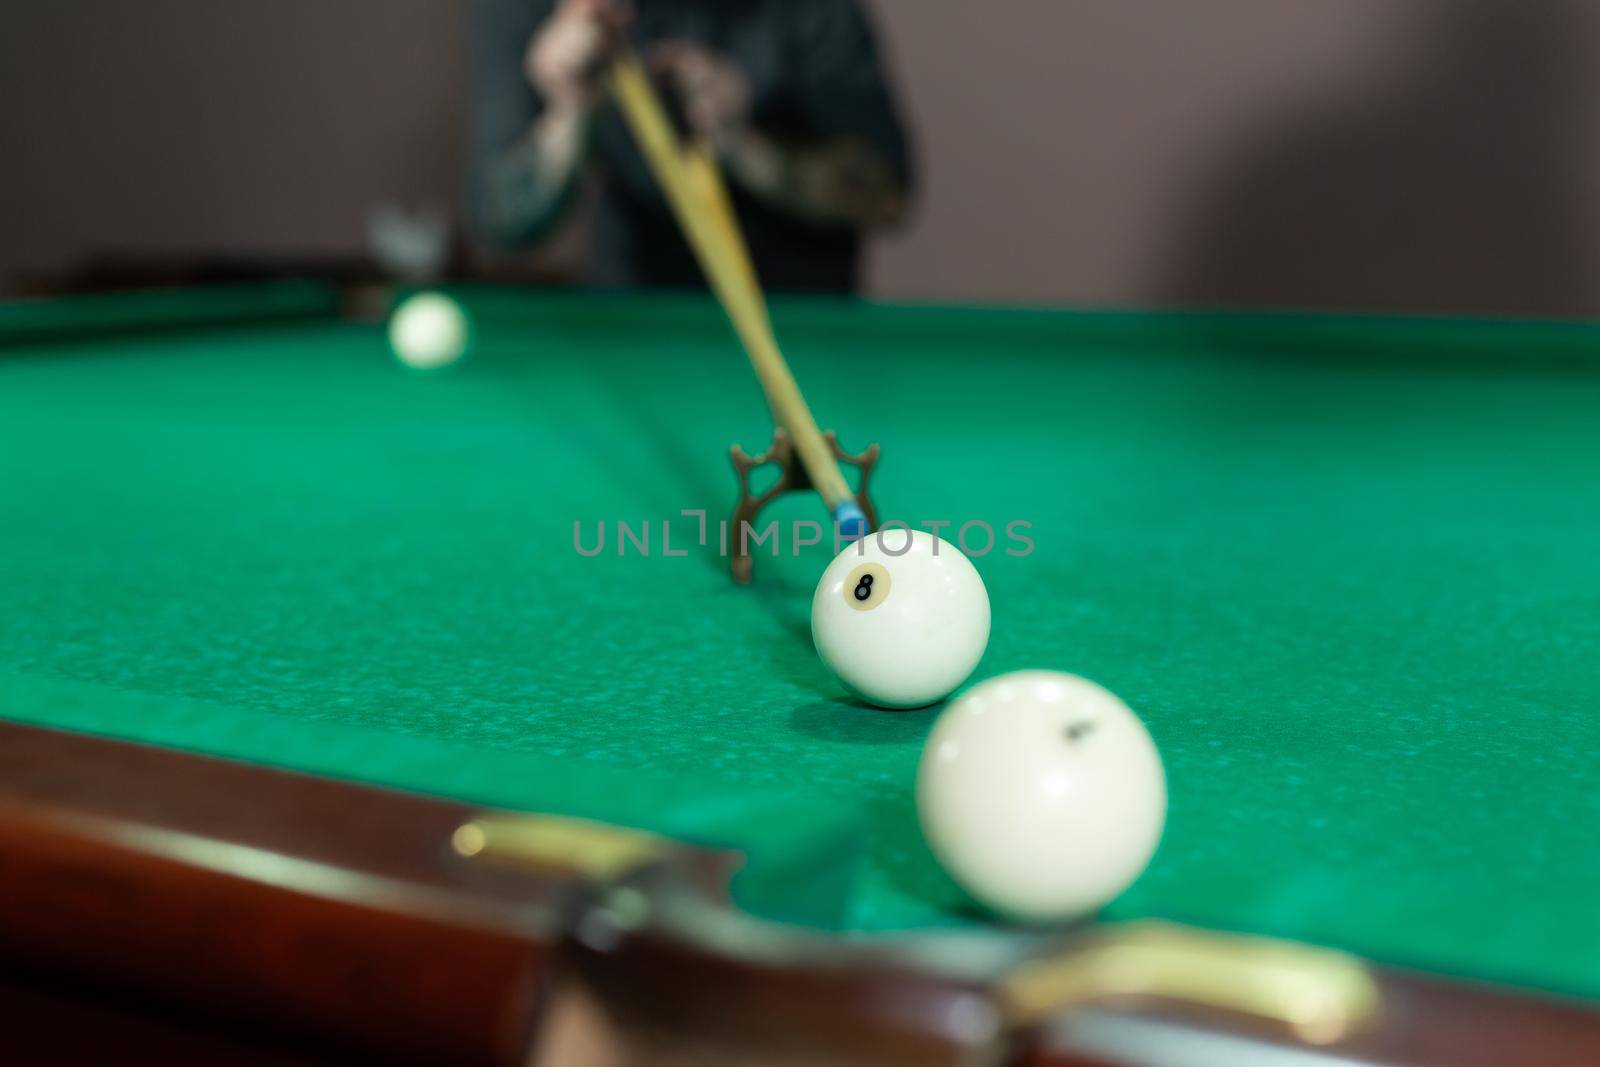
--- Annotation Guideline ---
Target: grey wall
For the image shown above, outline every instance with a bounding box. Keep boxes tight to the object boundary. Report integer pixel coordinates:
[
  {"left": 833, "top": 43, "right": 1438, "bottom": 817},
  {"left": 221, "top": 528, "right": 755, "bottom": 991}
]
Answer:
[
  {"left": 4, "top": 1, "right": 1598, "bottom": 315},
  {"left": 868, "top": 0, "right": 1600, "bottom": 314},
  {"left": 2, "top": 2, "right": 472, "bottom": 277}
]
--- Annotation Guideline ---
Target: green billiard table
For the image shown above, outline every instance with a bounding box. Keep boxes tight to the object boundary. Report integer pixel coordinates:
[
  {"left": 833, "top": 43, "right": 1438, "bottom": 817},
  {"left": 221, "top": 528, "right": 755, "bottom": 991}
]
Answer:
[{"left": 2, "top": 282, "right": 1598, "bottom": 1065}]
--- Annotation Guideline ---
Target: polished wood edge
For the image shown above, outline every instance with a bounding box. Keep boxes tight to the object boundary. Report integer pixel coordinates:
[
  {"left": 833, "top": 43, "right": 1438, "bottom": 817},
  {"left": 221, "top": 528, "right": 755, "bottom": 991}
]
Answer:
[
  {"left": 0, "top": 721, "right": 556, "bottom": 1066},
  {"left": 0, "top": 968, "right": 364, "bottom": 1067},
  {"left": 4, "top": 721, "right": 1599, "bottom": 1067}
]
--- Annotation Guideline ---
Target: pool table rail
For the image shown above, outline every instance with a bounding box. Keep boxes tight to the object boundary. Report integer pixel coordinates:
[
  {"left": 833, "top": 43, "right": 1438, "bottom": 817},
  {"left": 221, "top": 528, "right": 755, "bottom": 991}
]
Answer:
[{"left": 1, "top": 721, "right": 1597, "bottom": 1066}]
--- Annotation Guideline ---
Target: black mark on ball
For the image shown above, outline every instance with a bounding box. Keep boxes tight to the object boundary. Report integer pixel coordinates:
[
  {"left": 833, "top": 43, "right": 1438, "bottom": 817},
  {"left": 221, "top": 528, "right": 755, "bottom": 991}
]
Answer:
[
  {"left": 853, "top": 574, "right": 875, "bottom": 601},
  {"left": 1064, "top": 720, "right": 1097, "bottom": 743}
]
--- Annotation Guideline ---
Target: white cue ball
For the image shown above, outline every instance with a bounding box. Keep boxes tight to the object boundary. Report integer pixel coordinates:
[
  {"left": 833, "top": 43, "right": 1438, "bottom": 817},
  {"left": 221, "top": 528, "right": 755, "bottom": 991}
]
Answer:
[
  {"left": 811, "top": 529, "right": 990, "bottom": 708},
  {"left": 917, "top": 671, "right": 1166, "bottom": 922},
  {"left": 389, "top": 292, "right": 469, "bottom": 370}
]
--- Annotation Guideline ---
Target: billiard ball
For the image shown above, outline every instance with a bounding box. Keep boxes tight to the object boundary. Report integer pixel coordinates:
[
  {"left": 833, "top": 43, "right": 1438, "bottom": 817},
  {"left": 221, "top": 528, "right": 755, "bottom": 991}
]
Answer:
[
  {"left": 917, "top": 671, "right": 1166, "bottom": 922},
  {"left": 811, "top": 530, "right": 990, "bottom": 708},
  {"left": 389, "top": 292, "right": 469, "bottom": 370}
]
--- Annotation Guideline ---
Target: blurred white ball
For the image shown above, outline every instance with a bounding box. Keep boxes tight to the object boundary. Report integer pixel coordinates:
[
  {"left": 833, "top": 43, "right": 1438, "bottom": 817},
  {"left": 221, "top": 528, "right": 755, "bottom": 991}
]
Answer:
[
  {"left": 389, "top": 292, "right": 468, "bottom": 370},
  {"left": 918, "top": 670, "right": 1166, "bottom": 922}
]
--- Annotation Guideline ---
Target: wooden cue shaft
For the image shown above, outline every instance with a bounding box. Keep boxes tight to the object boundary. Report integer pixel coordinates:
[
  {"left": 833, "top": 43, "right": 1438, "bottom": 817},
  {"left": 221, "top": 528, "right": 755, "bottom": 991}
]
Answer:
[
  {"left": 685, "top": 142, "right": 764, "bottom": 330},
  {"left": 609, "top": 53, "right": 858, "bottom": 518}
]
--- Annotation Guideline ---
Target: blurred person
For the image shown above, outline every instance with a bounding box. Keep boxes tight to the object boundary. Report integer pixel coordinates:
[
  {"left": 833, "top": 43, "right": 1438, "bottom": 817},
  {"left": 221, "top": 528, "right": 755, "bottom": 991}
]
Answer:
[{"left": 473, "top": 0, "right": 913, "bottom": 293}]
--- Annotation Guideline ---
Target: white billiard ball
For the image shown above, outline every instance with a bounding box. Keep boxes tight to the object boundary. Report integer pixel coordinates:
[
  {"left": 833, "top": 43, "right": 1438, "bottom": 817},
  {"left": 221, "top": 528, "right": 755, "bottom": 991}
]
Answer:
[
  {"left": 917, "top": 671, "right": 1166, "bottom": 922},
  {"left": 811, "top": 529, "right": 990, "bottom": 708},
  {"left": 389, "top": 291, "right": 469, "bottom": 370}
]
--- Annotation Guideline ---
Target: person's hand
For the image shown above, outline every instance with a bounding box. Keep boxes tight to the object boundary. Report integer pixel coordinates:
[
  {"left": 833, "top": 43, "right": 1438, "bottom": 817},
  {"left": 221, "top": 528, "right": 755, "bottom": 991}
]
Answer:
[
  {"left": 526, "top": 0, "right": 630, "bottom": 111},
  {"left": 648, "top": 41, "right": 753, "bottom": 148}
]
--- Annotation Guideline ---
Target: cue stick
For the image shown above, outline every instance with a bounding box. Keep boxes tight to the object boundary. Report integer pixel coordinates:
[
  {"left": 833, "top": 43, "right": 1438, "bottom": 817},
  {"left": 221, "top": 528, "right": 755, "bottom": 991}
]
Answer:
[
  {"left": 685, "top": 140, "right": 766, "bottom": 329},
  {"left": 608, "top": 52, "right": 869, "bottom": 536}
]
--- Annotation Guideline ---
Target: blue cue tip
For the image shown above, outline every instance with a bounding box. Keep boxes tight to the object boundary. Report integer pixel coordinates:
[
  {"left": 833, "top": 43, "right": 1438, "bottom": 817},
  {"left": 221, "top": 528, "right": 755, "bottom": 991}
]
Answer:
[{"left": 832, "top": 501, "right": 870, "bottom": 542}]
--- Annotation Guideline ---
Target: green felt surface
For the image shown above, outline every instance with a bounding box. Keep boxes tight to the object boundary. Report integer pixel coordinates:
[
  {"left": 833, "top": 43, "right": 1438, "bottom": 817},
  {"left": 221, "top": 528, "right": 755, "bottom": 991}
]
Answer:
[{"left": 3, "top": 286, "right": 1599, "bottom": 996}]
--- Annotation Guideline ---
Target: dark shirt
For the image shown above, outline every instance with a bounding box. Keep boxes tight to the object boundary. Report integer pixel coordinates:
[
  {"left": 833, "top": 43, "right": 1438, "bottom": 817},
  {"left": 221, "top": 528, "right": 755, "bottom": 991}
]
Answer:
[{"left": 473, "top": 0, "right": 912, "bottom": 292}]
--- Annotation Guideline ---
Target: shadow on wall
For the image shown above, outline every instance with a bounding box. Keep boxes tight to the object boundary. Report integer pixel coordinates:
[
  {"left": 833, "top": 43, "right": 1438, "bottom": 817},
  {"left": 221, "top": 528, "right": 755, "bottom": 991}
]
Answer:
[{"left": 1161, "top": 0, "right": 1598, "bottom": 318}]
